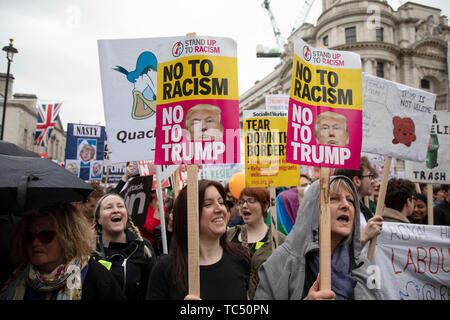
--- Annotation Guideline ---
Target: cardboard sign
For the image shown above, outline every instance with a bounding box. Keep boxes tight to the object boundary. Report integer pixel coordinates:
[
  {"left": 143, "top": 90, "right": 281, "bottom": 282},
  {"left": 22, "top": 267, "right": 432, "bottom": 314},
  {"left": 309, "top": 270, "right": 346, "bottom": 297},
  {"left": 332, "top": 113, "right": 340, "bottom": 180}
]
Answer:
[
  {"left": 119, "top": 175, "right": 153, "bottom": 226},
  {"left": 137, "top": 160, "right": 175, "bottom": 188},
  {"left": 244, "top": 110, "right": 300, "bottom": 187},
  {"left": 265, "top": 94, "right": 289, "bottom": 112},
  {"left": 362, "top": 73, "right": 436, "bottom": 161},
  {"left": 64, "top": 123, "right": 106, "bottom": 181},
  {"left": 286, "top": 38, "right": 363, "bottom": 169},
  {"left": 372, "top": 222, "right": 450, "bottom": 300},
  {"left": 98, "top": 37, "right": 179, "bottom": 163},
  {"left": 154, "top": 36, "right": 240, "bottom": 165},
  {"left": 405, "top": 111, "right": 450, "bottom": 183}
]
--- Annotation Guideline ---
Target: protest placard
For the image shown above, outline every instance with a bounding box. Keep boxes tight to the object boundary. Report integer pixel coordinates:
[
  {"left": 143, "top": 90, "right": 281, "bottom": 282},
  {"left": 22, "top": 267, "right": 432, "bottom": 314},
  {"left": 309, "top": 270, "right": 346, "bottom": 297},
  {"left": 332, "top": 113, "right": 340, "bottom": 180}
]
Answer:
[
  {"left": 119, "top": 175, "right": 153, "bottom": 226},
  {"left": 405, "top": 111, "right": 449, "bottom": 184},
  {"left": 136, "top": 160, "right": 175, "bottom": 189},
  {"left": 64, "top": 123, "right": 106, "bottom": 181},
  {"left": 265, "top": 94, "right": 289, "bottom": 112},
  {"left": 154, "top": 36, "right": 240, "bottom": 165},
  {"left": 244, "top": 110, "right": 299, "bottom": 187},
  {"left": 372, "top": 222, "right": 450, "bottom": 300},
  {"left": 199, "top": 164, "right": 235, "bottom": 184},
  {"left": 286, "top": 38, "right": 363, "bottom": 170},
  {"left": 362, "top": 73, "right": 436, "bottom": 161},
  {"left": 98, "top": 37, "right": 178, "bottom": 163}
]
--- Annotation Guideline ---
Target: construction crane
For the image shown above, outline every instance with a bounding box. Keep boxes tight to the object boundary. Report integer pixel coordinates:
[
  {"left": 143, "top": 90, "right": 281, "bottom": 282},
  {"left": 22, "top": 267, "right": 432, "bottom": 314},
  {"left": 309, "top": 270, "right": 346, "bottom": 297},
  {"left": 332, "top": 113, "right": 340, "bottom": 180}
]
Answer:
[
  {"left": 292, "top": 0, "right": 315, "bottom": 33},
  {"left": 257, "top": 0, "right": 285, "bottom": 57},
  {"left": 262, "top": 0, "right": 285, "bottom": 52}
]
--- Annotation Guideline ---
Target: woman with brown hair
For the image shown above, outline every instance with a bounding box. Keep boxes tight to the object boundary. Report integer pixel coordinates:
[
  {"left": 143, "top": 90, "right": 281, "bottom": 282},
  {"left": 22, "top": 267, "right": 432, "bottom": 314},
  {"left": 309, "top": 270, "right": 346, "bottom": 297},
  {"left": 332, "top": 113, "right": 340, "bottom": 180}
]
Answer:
[
  {"left": 1, "top": 202, "right": 124, "bottom": 300},
  {"left": 148, "top": 180, "right": 250, "bottom": 300}
]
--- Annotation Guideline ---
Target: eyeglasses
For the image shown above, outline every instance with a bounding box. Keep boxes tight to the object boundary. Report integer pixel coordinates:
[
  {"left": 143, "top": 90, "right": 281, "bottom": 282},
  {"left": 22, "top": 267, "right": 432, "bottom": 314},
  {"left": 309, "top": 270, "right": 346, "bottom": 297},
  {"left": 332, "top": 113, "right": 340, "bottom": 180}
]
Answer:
[
  {"left": 25, "top": 230, "right": 56, "bottom": 244},
  {"left": 360, "top": 174, "right": 375, "bottom": 180},
  {"left": 237, "top": 198, "right": 258, "bottom": 207}
]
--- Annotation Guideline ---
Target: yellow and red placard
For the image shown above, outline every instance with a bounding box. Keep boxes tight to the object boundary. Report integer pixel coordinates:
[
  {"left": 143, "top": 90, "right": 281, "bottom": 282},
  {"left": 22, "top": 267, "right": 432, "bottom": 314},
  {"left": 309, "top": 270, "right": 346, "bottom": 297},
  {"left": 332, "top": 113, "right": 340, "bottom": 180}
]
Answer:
[
  {"left": 154, "top": 36, "right": 240, "bottom": 165},
  {"left": 286, "top": 38, "right": 363, "bottom": 169}
]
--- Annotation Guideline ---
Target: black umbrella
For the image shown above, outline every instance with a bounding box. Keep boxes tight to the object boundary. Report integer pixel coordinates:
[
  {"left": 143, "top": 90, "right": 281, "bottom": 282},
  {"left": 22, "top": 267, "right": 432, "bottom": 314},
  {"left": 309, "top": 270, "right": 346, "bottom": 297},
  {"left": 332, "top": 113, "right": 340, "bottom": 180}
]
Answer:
[
  {"left": 0, "top": 140, "right": 40, "bottom": 157},
  {"left": 0, "top": 154, "right": 93, "bottom": 215}
]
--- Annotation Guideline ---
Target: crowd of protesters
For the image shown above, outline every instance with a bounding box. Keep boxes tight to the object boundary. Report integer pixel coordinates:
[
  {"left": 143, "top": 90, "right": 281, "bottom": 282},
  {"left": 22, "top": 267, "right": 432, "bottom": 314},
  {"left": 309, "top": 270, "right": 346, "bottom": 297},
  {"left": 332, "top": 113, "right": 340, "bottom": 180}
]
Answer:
[{"left": 0, "top": 157, "right": 449, "bottom": 300}]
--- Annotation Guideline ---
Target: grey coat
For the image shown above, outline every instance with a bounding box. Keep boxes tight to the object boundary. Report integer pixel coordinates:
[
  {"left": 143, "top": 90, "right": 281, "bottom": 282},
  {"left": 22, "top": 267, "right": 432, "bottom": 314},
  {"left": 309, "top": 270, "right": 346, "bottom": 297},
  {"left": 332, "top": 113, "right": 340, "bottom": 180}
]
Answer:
[{"left": 254, "top": 175, "right": 381, "bottom": 300}]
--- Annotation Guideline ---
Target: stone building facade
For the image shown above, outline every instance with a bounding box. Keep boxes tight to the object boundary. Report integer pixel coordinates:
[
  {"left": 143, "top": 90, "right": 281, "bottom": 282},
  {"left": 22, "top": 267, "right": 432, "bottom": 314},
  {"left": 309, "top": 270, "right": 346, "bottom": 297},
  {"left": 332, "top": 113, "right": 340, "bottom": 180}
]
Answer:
[
  {"left": 240, "top": 0, "right": 450, "bottom": 113},
  {"left": 0, "top": 73, "right": 66, "bottom": 163},
  {"left": 239, "top": 0, "right": 450, "bottom": 174}
]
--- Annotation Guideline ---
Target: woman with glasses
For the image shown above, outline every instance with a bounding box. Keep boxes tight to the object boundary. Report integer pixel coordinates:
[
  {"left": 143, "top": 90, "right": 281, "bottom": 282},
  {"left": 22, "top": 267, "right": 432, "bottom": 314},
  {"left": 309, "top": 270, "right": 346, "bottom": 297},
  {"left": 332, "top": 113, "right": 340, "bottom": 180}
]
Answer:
[
  {"left": 1, "top": 202, "right": 124, "bottom": 300},
  {"left": 227, "top": 187, "right": 286, "bottom": 300}
]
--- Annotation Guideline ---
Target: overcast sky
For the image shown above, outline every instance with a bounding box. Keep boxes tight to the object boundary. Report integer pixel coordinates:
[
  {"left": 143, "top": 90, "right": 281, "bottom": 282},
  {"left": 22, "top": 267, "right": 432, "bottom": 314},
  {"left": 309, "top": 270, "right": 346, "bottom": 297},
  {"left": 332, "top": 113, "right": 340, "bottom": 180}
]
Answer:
[{"left": 1, "top": 0, "right": 449, "bottom": 130}]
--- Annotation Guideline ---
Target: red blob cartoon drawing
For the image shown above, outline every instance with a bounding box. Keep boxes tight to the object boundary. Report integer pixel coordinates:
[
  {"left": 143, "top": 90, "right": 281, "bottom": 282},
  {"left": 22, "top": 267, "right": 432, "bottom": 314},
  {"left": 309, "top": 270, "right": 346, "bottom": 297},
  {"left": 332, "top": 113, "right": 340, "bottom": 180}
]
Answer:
[{"left": 392, "top": 116, "right": 416, "bottom": 147}]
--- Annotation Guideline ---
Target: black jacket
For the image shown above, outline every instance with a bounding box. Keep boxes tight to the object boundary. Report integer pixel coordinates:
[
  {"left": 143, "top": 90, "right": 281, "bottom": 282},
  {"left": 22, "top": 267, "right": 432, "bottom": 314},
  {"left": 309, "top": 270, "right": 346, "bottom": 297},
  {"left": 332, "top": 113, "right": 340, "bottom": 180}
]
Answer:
[
  {"left": 93, "top": 229, "right": 157, "bottom": 300},
  {"left": 82, "top": 257, "right": 126, "bottom": 300}
]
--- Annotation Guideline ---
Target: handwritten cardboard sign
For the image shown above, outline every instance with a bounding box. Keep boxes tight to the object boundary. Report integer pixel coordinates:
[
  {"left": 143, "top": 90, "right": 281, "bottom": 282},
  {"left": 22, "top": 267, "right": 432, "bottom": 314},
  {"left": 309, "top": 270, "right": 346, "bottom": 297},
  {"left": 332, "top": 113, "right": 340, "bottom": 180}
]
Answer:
[
  {"left": 405, "top": 111, "right": 449, "bottom": 183},
  {"left": 362, "top": 73, "right": 436, "bottom": 161},
  {"left": 372, "top": 222, "right": 450, "bottom": 300}
]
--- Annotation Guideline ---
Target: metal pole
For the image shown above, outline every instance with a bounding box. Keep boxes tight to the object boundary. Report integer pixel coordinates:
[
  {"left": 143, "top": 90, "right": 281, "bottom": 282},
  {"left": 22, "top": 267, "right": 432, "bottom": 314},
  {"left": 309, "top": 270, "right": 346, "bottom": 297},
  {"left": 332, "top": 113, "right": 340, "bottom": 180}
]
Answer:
[{"left": 1, "top": 59, "right": 11, "bottom": 140}]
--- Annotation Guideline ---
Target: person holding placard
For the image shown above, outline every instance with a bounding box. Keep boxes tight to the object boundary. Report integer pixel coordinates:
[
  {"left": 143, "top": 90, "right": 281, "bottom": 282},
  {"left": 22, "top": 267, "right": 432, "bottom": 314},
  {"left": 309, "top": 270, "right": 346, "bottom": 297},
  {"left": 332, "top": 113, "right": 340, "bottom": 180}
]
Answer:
[
  {"left": 227, "top": 187, "right": 286, "bottom": 299},
  {"left": 382, "top": 178, "right": 415, "bottom": 223},
  {"left": 254, "top": 176, "right": 381, "bottom": 300},
  {"left": 334, "top": 156, "right": 383, "bottom": 248},
  {"left": 148, "top": 180, "right": 250, "bottom": 300}
]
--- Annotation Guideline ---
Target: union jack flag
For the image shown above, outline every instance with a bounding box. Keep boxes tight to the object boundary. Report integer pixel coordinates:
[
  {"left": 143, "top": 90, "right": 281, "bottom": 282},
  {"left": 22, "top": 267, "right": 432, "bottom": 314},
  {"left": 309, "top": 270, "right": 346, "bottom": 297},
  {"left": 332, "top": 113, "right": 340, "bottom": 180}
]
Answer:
[{"left": 34, "top": 103, "right": 62, "bottom": 147}]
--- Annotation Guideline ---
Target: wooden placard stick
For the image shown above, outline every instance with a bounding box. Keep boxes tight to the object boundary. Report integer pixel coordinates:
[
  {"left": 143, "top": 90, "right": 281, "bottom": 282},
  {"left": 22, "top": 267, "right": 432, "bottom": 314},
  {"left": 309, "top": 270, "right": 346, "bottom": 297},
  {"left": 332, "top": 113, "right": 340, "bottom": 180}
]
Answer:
[
  {"left": 185, "top": 31, "right": 200, "bottom": 297},
  {"left": 103, "top": 166, "right": 110, "bottom": 192},
  {"left": 414, "top": 182, "right": 421, "bottom": 193},
  {"left": 366, "top": 156, "right": 392, "bottom": 260},
  {"left": 319, "top": 167, "right": 331, "bottom": 291},
  {"left": 364, "top": 196, "right": 370, "bottom": 209},
  {"left": 427, "top": 184, "right": 433, "bottom": 225},
  {"left": 156, "top": 165, "right": 168, "bottom": 254},
  {"left": 187, "top": 164, "right": 200, "bottom": 297},
  {"left": 172, "top": 166, "right": 180, "bottom": 200},
  {"left": 269, "top": 187, "right": 278, "bottom": 251}
]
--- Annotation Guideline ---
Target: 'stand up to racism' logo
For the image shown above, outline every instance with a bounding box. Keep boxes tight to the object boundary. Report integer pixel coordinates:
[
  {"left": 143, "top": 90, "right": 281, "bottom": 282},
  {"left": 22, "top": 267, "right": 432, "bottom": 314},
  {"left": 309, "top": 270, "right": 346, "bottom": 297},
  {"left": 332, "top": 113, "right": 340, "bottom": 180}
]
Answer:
[
  {"left": 303, "top": 45, "right": 311, "bottom": 61},
  {"left": 172, "top": 41, "right": 184, "bottom": 57}
]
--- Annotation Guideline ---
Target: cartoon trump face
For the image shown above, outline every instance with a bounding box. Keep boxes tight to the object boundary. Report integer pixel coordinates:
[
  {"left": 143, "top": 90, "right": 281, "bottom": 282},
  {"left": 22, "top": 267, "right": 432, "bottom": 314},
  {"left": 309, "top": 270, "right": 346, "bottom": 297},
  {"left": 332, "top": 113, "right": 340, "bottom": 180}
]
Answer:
[
  {"left": 185, "top": 104, "right": 224, "bottom": 141},
  {"left": 314, "top": 111, "right": 349, "bottom": 147}
]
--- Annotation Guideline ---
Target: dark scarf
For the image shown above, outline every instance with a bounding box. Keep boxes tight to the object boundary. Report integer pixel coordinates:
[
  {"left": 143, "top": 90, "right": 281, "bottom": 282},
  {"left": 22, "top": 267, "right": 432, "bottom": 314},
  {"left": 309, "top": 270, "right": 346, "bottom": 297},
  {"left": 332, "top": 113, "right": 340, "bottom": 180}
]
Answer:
[{"left": 306, "top": 244, "right": 357, "bottom": 300}]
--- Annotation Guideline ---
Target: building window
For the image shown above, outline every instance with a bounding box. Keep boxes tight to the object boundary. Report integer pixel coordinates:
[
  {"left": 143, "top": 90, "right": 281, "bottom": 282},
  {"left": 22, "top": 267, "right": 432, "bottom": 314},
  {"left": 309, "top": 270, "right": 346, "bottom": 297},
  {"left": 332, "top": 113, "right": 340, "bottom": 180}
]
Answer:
[
  {"left": 376, "top": 62, "right": 384, "bottom": 78},
  {"left": 345, "top": 27, "right": 356, "bottom": 44},
  {"left": 323, "top": 35, "right": 328, "bottom": 47},
  {"left": 376, "top": 27, "right": 384, "bottom": 42},
  {"left": 421, "top": 79, "right": 430, "bottom": 89},
  {"left": 23, "top": 129, "right": 28, "bottom": 149}
]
